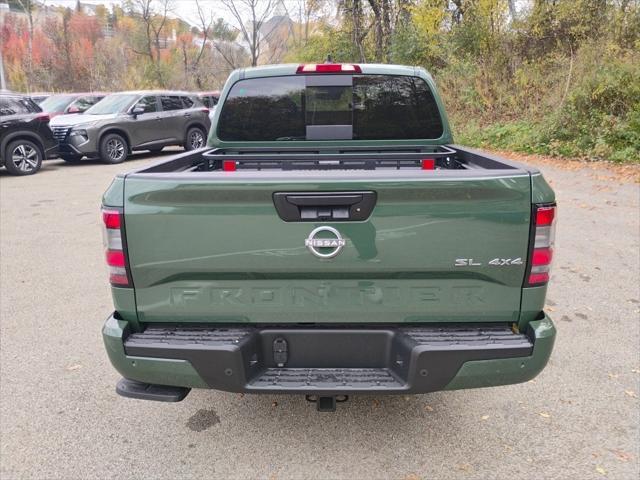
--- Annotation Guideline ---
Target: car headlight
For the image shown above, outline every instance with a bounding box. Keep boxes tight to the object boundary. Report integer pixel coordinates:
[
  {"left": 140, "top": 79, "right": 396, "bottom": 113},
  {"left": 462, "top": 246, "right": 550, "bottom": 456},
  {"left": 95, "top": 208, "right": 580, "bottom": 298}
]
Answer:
[{"left": 69, "top": 129, "right": 88, "bottom": 137}]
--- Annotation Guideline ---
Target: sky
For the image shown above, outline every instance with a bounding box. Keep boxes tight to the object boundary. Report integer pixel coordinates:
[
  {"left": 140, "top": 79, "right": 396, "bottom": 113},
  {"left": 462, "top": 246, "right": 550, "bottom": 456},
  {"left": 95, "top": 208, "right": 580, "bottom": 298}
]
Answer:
[{"left": 44, "top": 0, "right": 298, "bottom": 29}]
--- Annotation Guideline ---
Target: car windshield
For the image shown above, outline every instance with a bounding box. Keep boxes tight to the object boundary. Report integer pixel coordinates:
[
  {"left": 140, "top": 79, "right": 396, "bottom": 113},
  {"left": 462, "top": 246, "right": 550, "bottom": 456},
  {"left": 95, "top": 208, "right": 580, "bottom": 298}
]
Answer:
[
  {"left": 85, "top": 94, "right": 138, "bottom": 115},
  {"left": 39, "top": 94, "right": 77, "bottom": 112}
]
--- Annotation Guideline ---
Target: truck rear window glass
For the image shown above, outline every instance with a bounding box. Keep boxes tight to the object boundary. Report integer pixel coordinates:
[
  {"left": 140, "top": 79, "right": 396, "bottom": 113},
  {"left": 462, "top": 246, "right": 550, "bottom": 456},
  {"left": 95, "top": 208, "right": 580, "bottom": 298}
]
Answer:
[{"left": 217, "top": 75, "right": 444, "bottom": 141}]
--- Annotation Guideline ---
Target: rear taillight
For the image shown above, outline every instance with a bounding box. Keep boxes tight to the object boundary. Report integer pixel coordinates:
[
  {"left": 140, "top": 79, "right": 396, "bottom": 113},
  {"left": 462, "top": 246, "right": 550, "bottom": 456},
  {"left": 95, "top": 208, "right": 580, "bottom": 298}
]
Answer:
[
  {"left": 527, "top": 204, "right": 556, "bottom": 286},
  {"left": 296, "top": 63, "right": 362, "bottom": 74},
  {"left": 102, "top": 208, "right": 131, "bottom": 287}
]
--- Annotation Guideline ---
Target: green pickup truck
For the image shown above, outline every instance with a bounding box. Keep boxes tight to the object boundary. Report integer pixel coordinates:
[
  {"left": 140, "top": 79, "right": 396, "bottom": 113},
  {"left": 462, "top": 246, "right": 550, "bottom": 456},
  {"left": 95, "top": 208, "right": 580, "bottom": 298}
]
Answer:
[{"left": 102, "top": 63, "right": 557, "bottom": 411}]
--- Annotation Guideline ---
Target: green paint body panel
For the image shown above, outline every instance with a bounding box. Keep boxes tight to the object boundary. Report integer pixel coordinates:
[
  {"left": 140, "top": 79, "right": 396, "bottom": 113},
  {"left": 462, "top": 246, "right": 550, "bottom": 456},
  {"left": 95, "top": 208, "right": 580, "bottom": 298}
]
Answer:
[
  {"left": 518, "top": 285, "right": 549, "bottom": 330},
  {"left": 102, "top": 315, "right": 208, "bottom": 388},
  {"left": 102, "top": 175, "right": 125, "bottom": 207},
  {"left": 531, "top": 173, "right": 555, "bottom": 204},
  {"left": 444, "top": 315, "right": 556, "bottom": 390},
  {"left": 110, "top": 287, "right": 139, "bottom": 327},
  {"left": 123, "top": 173, "right": 532, "bottom": 324}
]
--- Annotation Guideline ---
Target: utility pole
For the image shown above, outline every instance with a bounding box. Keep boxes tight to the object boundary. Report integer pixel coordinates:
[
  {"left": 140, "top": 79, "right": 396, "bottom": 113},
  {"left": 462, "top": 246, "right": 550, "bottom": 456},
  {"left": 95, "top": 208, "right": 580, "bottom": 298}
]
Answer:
[{"left": 0, "top": 49, "right": 6, "bottom": 90}]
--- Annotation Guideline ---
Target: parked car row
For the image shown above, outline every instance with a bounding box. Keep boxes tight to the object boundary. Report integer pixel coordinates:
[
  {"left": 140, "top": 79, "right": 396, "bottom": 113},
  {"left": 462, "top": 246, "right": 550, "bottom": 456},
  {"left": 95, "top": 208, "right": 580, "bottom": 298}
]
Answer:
[{"left": 0, "top": 90, "right": 219, "bottom": 176}]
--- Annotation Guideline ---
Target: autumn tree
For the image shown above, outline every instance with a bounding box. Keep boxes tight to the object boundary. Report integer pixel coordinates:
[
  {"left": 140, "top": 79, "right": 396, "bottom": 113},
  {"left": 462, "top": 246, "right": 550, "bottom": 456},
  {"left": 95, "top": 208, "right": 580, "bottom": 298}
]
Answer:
[
  {"left": 12, "top": 0, "right": 36, "bottom": 89},
  {"left": 220, "top": 0, "right": 283, "bottom": 66},
  {"left": 130, "top": 0, "right": 173, "bottom": 87}
]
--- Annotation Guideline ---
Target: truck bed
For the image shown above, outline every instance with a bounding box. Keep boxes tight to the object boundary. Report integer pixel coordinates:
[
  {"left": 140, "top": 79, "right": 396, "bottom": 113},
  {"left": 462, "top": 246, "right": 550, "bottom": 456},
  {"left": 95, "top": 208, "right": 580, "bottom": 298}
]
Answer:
[{"left": 129, "top": 145, "right": 536, "bottom": 176}]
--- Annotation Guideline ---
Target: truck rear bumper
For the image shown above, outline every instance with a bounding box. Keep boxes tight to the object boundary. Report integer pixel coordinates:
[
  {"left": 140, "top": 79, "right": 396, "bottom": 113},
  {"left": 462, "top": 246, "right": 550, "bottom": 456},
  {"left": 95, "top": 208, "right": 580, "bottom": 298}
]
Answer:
[{"left": 103, "top": 314, "right": 556, "bottom": 398}]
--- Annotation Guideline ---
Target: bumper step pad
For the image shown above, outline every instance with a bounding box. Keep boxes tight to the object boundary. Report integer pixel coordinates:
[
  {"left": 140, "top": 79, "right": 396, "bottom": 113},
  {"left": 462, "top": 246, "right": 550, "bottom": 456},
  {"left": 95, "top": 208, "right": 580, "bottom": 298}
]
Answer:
[
  {"left": 116, "top": 378, "right": 190, "bottom": 402},
  {"left": 123, "top": 324, "right": 533, "bottom": 395},
  {"left": 402, "top": 325, "right": 533, "bottom": 349},
  {"left": 126, "top": 326, "right": 252, "bottom": 347},
  {"left": 251, "top": 367, "right": 403, "bottom": 390}
]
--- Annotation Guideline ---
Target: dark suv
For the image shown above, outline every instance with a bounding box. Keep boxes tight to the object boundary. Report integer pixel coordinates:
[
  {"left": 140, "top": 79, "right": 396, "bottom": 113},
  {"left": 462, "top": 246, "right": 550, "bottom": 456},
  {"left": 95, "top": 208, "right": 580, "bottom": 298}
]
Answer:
[
  {"left": 49, "top": 91, "right": 211, "bottom": 164},
  {"left": 0, "top": 93, "right": 58, "bottom": 175}
]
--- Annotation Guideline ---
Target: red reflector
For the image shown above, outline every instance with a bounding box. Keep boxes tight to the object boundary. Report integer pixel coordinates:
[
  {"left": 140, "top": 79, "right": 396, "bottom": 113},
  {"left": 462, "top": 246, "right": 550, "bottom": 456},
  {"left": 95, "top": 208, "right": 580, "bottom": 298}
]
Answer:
[
  {"left": 106, "top": 250, "right": 125, "bottom": 267},
  {"left": 222, "top": 160, "right": 236, "bottom": 171},
  {"left": 421, "top": 158, "right": 435, "bottom": 170},
  {"left": 536, "top": 206, "right": 555, "bottom": 226},
  {"left": 296, "top": 63, "right": 362, "bottom": 74},
  {"left": 528, "top": 272, "right": 550, "bottom": 284},
  {"left": 109, "top": 272, "right": 130, "bottom": 286},
  {"left": 102, "top": 210, "right": 121, "bottom": 229},
  {"left": 202, "top": 108, "right": 209, "bottom": 114},
  {"left": 532, "top": 248, "right": 553, "bottom": 265}
]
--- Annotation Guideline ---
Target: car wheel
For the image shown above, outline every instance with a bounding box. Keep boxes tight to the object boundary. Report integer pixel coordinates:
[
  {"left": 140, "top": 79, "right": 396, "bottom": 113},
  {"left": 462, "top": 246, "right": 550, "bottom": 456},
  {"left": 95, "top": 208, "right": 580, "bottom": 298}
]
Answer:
[
  {"left": 4, "top": 139, "right": 43, "bottom": 175},
  {"left": 60, "top": 155, "right": 82, "bottom": 163},
  {"left": 184, "top": 127, "right": 206, "bottom": 151},
  {"left": 99, "top": 133, "right": 128, "bottom": 164}
]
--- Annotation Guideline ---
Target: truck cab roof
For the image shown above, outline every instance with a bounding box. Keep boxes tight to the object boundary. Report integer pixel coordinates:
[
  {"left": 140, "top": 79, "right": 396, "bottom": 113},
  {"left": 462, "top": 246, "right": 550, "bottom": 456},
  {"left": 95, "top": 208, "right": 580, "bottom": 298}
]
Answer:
[{"left": 235, "top": 63, "right": 429, "bottom": 79}]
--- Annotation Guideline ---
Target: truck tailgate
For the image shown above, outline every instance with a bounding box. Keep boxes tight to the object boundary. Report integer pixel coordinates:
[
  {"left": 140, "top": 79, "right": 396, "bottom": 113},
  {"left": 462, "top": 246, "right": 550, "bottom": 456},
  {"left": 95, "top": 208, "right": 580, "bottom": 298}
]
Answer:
[{"left": 123, "top": 171, "right": 532, "bottom": 324}]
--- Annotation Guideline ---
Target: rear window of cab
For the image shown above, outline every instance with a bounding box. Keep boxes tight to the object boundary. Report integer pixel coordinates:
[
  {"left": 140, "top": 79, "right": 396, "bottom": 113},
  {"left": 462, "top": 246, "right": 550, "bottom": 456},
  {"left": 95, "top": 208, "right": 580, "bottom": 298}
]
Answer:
[{"left": 217, "top": 75, "right": 444, "bottom": 141}]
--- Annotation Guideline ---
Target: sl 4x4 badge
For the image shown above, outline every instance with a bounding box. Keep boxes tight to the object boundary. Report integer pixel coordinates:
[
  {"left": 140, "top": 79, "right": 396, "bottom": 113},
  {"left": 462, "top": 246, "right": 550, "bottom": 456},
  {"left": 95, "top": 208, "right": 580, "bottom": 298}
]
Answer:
[
  {"left": 305, "top": 226, "right": 346, "bottom": 259},
  {"left": 455, "top": 257, "right": 523, "bottom": 267}
]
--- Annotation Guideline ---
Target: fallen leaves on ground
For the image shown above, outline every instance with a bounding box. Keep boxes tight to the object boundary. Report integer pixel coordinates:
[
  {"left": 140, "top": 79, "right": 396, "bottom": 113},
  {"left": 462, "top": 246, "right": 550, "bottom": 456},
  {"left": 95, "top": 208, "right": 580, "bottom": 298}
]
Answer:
[
  {"left": 424, "top": 405, "right": 434, "bottom": 412},
  {"left": 481, "top": 415, "right": 490, "bottom": 420},
  {"left": 624, "top": 390, "right": 637, "bottom": 398},
  {"left": 615, "top": 452, "right": 632, "bottom": 462},
  {"left": 66, "top": 364, "right": 82, "bottom": 371},
  {"left": 538, "top": 412, "right": 551, "bottom": 418},
  {"left": 608, "top": 449, "right": 633, "bottom": 462},
  {"left": 488, "top": 149, "right": 640, "bottom": 184},
  {"left": 596, "top": 466, "right": 607, "bottom": 476}
]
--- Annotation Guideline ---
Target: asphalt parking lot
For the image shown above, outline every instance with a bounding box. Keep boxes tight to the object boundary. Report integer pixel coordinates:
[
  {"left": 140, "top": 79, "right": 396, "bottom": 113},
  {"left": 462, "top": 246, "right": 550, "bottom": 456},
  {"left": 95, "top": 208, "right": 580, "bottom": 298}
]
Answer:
[{"left": 1, "top": 151, "right": 639, "bottom": 479}]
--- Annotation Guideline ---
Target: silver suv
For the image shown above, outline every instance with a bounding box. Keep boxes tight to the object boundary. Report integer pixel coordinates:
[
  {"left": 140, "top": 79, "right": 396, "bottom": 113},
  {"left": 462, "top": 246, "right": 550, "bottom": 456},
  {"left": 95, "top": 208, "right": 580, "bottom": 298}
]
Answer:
[{"left": 49, "top": 91, "right": 211, "bottom": 163}]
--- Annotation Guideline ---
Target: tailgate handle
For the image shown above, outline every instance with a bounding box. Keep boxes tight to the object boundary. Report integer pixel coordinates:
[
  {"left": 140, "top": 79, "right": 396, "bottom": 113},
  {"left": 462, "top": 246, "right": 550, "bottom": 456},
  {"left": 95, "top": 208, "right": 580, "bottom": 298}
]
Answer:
[{"left": 273, "top": 191, "right": 377, "bottom": 222}]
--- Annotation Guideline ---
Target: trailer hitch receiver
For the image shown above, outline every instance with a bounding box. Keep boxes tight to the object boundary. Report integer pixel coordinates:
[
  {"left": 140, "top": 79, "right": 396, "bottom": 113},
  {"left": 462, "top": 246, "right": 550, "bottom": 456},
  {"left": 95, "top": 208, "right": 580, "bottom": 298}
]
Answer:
[{"left": 305, "top": 394, "right": 349, "bottom": 412}]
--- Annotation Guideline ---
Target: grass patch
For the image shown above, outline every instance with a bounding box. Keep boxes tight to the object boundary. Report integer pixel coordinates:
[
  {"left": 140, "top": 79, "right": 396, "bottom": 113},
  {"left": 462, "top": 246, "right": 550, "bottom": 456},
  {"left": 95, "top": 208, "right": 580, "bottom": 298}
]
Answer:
[{"left": 452, "top": 116, "right": 640, "bottom": 164}]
